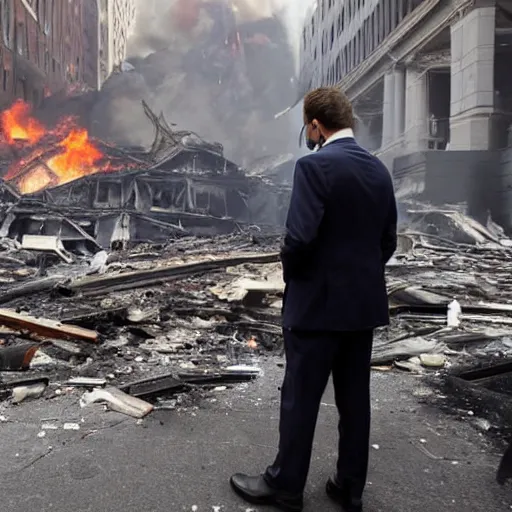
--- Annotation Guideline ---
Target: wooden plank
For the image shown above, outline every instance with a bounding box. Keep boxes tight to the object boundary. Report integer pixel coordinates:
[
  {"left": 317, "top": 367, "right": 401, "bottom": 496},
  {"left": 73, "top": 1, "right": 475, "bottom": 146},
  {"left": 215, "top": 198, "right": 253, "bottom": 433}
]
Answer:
[{"left": 0, "top": 309, "right": 98, "bottom": 343}]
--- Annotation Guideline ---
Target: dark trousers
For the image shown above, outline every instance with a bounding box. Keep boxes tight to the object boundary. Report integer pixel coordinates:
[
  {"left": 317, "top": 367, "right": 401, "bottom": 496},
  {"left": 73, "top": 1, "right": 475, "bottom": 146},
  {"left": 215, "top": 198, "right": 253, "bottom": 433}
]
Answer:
[{"left": 264, "top": 329, "right": 373, "bottom": 496}]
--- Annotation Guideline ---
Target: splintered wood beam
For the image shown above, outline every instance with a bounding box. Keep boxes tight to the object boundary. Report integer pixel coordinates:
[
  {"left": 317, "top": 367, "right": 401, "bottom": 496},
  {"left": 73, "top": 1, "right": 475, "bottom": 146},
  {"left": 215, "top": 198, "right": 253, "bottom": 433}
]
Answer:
[{"left": 0, "top": 309, "right": 98, "bottom": 343}]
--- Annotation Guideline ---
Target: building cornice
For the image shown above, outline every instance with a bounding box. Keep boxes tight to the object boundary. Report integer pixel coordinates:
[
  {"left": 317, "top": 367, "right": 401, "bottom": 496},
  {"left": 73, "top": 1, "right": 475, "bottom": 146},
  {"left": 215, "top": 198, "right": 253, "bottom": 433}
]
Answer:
[{"left": 338, "top": 0, "right": 474, "bottom": 101}]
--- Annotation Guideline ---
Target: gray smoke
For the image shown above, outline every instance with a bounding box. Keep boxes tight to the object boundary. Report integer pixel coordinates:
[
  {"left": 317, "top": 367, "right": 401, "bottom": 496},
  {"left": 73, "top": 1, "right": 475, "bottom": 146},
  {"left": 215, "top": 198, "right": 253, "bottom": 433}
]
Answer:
[{"left": 90, "top": 0, "right": 312, "bottom": 165}]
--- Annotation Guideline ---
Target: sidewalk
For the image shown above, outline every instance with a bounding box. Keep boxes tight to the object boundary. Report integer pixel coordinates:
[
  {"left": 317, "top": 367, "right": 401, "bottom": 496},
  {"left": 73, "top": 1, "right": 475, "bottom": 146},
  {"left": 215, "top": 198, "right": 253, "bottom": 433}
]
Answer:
[{"left": 0, "top": 359, "right": 509, "bottom": 512}]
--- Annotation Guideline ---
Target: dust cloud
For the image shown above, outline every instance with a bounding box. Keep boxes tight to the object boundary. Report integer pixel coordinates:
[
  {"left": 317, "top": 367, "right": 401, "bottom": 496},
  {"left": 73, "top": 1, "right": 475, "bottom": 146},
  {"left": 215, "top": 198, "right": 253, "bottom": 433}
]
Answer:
[{"left": 93, "top": 0, "right": 313, "bottom": 166}]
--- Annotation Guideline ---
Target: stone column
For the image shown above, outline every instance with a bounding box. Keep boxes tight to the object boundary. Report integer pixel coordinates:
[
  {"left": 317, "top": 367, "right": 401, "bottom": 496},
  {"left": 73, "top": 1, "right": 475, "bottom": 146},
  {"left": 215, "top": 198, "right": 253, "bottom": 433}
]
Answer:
[
  {"left": 449, "top": 6, "right": 495, "bottom": 150},
  {"left": 382, "top": 72, "right": 395, "bottom": 146},
  {"left": 404, "top": 66, "right": 428, "bottom": 152},
  {"left": 393, "top": 66, "right": 406, "bottom": 139}
]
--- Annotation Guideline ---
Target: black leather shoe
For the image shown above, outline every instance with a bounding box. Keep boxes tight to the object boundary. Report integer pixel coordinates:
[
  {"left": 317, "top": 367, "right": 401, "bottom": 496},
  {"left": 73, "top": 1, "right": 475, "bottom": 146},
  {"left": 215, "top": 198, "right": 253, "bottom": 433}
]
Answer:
[
  {"left": 230, "top": 473, "right": 303, "bottom": 512},
  {"left": 326, "top": 475, "right": 363, "bottom": 512}
]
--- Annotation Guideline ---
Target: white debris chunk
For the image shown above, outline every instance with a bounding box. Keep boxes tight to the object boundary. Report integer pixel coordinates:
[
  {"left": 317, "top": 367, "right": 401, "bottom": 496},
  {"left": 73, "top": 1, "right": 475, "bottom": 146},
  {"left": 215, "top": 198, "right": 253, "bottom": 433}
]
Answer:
[
  {"left": 88, "top": 250, "right": 109, "bottom": 274},
  {"left": 419, "top": 354, "right": 446, "bottom": 368},
  {"left": 12, "top": 382, "right": 47, "bottom": 404},
  {"left": 63, "top": 423, "right": 80, "bottom": 431},
  {"left": 80, "top": 387, "right": 153, "bottom": 419},
  {"left": 475, "top": 418, "right": 491, "bottom": 431},
  {"left": 447, "top": 299, "right": 461, "bottom": 327},
  {"left": 372, "top": 444, "right": 380, "bottom": 450}
]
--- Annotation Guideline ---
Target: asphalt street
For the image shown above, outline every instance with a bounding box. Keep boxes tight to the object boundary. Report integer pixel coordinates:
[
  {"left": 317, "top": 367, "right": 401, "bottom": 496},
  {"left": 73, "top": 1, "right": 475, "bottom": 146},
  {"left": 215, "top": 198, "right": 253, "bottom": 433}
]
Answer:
[{"left": 0, "top": 359, "right": 510, "bottom": 512}]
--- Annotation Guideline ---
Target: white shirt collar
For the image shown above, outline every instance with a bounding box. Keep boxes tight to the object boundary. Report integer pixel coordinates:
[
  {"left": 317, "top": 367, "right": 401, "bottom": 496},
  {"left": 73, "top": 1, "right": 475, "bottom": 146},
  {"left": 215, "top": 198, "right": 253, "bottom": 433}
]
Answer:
[{"left": 322, "top": 128, "right": 355, "bottom": 147}]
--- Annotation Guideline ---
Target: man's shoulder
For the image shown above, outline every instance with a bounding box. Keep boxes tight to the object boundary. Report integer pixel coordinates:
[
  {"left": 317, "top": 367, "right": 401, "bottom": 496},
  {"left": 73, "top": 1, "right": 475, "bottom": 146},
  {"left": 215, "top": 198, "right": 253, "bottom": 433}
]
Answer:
[
  {"left": 297, "top": 147, "right": 347, "bottom": 168},
  {"left": 296, "top": 153, "right": 318, "bottom": 166}
]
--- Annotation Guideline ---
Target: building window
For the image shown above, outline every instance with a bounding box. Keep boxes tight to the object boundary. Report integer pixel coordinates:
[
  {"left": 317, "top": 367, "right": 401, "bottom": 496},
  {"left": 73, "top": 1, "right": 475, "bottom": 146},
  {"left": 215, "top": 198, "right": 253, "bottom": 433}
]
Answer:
[{"left": 1, "top": 0, "right": 13, "bottom": 49}]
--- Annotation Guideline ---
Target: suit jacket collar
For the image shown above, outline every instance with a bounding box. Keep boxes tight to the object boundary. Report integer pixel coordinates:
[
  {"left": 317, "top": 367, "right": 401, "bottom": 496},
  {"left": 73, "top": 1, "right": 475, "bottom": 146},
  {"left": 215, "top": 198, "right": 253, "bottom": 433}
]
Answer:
[{"left": 322, "top": 128, "right": 355, "bottom": 147}]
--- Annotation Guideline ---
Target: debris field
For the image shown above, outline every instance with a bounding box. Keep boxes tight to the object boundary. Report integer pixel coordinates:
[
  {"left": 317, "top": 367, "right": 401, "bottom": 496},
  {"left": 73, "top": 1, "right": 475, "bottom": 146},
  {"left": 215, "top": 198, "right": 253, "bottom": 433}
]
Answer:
[{"left": 1, "top": 100, "right": 512, "bottom": 431}]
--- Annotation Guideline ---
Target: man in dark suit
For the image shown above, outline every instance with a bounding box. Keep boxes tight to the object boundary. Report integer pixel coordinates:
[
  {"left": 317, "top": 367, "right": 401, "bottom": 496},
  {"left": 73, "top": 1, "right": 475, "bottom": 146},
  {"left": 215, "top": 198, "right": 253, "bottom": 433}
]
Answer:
[{"left": 230, "top": 87, "right": 397, "bottom": 512}]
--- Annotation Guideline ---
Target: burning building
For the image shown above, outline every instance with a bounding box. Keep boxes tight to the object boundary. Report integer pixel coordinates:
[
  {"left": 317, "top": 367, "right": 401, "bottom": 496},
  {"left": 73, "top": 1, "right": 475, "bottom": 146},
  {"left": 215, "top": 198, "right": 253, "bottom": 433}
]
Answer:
[
  {"left": 0, "top": 0, "right": 85, "bottom": 109},
  {"left": 0, "top": 98, "right": 289, "bottom": 249},
  {"left": 0, "top": 1, "right": 295, "bottom": 251}
]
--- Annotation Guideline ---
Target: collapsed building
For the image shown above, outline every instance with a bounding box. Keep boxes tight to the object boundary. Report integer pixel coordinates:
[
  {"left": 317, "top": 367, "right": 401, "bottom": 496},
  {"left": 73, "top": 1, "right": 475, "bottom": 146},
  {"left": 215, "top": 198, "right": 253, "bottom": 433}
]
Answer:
[{"left": 0, "top": 99, "right": 291, "bottom": 251}]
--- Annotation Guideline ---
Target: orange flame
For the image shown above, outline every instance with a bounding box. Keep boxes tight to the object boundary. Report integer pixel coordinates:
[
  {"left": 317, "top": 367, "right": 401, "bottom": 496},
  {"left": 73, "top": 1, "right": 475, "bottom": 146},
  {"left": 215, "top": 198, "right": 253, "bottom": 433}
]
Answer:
[
  {"left": 0, "top": 100, "right": 113, "bottom": 195},
  {"left": 1, "top": 99, "right": 45, "bottom": 144},
  {"left": 46, "top": 129, "right": 103, "bottom": 185},
  {"left": 18, "top": 166, "right": 54, "bottom": 195}
]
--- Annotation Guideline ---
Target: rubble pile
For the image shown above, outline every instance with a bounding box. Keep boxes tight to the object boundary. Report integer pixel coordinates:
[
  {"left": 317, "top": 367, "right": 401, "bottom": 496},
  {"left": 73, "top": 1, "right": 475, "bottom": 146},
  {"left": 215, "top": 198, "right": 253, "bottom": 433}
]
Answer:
[
  {"left": 383, "top": 202, "right": 512, "bottom": 369},
  {"left": 1, "top": 194, "right": 512, "bottom": 424},
  {"left": 0, "top": 232, "right": 283, "bottom": 413}
]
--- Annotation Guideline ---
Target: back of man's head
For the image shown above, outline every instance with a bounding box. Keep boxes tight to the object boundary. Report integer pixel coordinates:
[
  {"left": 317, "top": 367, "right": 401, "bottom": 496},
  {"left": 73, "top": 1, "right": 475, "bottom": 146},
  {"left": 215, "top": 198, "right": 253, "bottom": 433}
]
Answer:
[{"left": 303, "top": 87, "right": 354, "bottom": 131}]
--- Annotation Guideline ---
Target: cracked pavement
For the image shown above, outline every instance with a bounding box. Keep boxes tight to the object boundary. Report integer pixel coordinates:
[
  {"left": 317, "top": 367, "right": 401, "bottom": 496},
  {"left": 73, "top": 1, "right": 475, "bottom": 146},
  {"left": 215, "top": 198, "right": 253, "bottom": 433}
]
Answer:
[{"left": 0, "top": 358, "right": 510, "bottom": 512}]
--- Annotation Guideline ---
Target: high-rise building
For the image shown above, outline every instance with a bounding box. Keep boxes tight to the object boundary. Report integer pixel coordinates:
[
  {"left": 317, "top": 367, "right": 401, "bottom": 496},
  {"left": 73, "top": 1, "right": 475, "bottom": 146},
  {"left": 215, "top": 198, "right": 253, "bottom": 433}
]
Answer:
[
  {"left": 98, "top": 0, "right": 135, "bottom": 84},
  {"left": 299, "top": 0, "right": 512, "bottom": 171},
  {"left": 83, "top": 0, "right": 101, "bottom": 90},
  {"left": 82, "top": 0, "right": 136, "bottom": 90},
  {"left": 0, "top": 0, "right": 85, "bottom": 107}
]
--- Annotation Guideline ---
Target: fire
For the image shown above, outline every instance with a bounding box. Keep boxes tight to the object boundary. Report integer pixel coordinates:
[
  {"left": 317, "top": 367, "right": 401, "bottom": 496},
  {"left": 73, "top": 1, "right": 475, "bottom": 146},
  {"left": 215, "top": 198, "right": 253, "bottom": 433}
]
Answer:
[
  {"left": 18, "top": 166, "right": 54, "bottom": 195},
  {"left": 0, "top": 100, "right": 112, "bottom": 195},
  {"left": 1, "top": 99, "right": 45, "bottom": 144},
  {"left": 47, "top": 129, "right": 103, "bottom": 185}
]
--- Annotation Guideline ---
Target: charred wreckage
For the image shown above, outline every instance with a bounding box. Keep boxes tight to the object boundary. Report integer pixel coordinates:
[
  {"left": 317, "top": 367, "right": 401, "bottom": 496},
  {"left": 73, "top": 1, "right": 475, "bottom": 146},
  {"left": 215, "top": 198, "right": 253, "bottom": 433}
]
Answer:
[{"left": 0, "top": 100, "right": 292, "bottom": 251}]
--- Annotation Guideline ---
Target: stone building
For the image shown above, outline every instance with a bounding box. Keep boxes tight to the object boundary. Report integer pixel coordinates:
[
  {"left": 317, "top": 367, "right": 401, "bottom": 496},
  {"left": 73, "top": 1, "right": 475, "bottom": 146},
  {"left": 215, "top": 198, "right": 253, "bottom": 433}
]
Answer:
[
  {"left": 299, "top": 0, "right": 512, "bottom": 231},
  {"left": 82, "top": 0, "right": 101, "bottom": 90},
  {"left": 98, "top": 0, "right": 135, "bottom": 84},
  {"left": 82, "top": 0, "right": 135, "bottom": 89},
  {"left": 0, "top": 0, "right": 85, "bottom": 107},
  {"left": 300, "top": 0, "right": 512, "bottom": 165}
]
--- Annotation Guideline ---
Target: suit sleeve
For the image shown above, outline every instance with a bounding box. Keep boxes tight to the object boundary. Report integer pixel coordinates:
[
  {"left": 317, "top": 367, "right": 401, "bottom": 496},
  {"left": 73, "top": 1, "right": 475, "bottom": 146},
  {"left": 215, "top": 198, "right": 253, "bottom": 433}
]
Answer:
[
  {"left": 381, "top": 195, "right": 397, "bottom": 265},
  {"left": 280, "top": 158, "right": 327, "bottom": 282}
]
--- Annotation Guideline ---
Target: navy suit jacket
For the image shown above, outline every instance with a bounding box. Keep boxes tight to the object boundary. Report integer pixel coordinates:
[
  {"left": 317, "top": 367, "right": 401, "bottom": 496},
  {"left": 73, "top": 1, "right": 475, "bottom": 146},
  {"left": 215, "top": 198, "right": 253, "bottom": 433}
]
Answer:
[{"left": 281, "top": 137, "right": 397, "bottom": 332}]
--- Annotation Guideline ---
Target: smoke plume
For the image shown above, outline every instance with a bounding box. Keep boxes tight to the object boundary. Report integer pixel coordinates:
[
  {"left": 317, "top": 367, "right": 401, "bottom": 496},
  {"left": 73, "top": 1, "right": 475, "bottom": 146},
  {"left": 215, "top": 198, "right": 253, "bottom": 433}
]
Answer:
[{"left": 89, "top": 0, "right": 313, "bottom": 166}]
